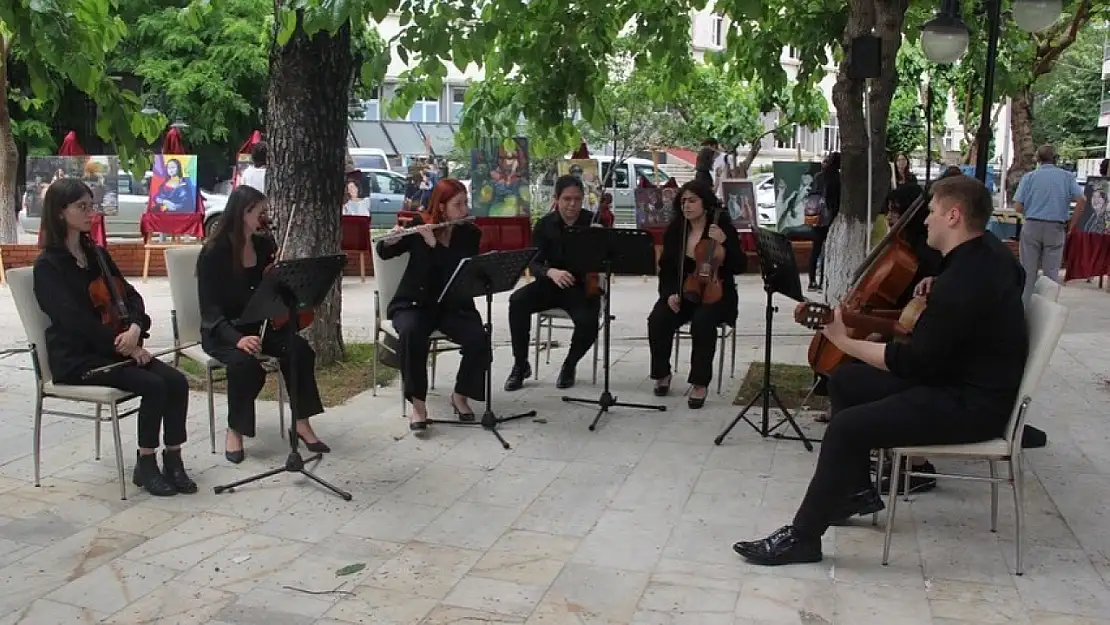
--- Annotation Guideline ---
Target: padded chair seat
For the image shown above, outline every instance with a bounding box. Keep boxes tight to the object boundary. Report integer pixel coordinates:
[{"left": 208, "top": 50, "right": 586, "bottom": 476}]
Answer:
[
  {"left": 539, "top": 308, "right": 572, "bottom": 319},
  {"left": 894, "top": 438, "right": 1010, "bottom": 459},
  {"left": 43, "top": 381, "right": 135, "bottom": 403}
]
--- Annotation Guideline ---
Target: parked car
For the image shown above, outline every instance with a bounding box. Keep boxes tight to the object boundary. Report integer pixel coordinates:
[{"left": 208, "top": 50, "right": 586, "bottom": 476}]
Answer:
[{"left": 20, "top": 170, "right": 226, "bottom": 239}]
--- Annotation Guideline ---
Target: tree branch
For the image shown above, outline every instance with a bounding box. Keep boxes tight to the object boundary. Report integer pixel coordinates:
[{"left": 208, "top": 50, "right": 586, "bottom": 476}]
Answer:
[{"left": 1032, "top": 0, "right": 1092, "bottom": 77}]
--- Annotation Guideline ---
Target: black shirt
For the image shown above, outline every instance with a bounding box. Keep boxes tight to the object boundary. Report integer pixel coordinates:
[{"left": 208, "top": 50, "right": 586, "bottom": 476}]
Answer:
[
  {"left": 33, "top": 241, "right": 152, "bottom": 382},
  {"left": 197, "top": 234, "right": 276, "bottom": 349},
  {"left": 884, "top": 232, "right": 1028, "bottom": 427},
  {"left": 375, "top": 216, "right": 482, "bottom": 318},
  {"left": 528, "top": 209, "right": 597, "bottom": 285}
]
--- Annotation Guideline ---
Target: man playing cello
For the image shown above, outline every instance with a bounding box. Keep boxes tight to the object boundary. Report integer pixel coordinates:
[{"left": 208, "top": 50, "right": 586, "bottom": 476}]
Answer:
[{"left": 733, "top": 175, "right": 1028, "bottom": 566}]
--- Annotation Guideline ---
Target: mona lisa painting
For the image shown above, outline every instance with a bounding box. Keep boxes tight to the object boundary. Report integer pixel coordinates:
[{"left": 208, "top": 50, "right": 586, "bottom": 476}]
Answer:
[{"left": 148, "top": 154, "right": 199, "bottom": 214}]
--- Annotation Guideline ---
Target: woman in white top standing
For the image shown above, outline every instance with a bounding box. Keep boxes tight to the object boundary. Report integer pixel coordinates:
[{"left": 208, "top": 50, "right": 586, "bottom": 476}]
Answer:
[{"left": 239, "top": 142, "right": 267, "bottom": 194}]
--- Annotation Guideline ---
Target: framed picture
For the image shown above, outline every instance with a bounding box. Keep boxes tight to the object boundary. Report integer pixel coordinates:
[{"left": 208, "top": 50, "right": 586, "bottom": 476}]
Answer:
[
  {"left": 24, "top": 155, "right": 120, "bottom": 217},
  {"left": 720, "top": 179, "right": 757, "bottom": 231},
  {"left": 470, "top": 137, "right": 530, "bottom": 217},
  {"left": 149, "top": 154, "right": 199, "bottom": 214},
  {"left": 1078, "top": 176, "right": 1109, "bottom": 234}
]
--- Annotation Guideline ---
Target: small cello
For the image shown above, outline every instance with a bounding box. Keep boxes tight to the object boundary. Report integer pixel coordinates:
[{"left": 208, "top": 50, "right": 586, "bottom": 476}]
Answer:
[
  {"left": 681, "top": 207, "right": 726, "bottom": 305},
  {"left": 802, "top": 193, "right": 928, "bottom": 376}
]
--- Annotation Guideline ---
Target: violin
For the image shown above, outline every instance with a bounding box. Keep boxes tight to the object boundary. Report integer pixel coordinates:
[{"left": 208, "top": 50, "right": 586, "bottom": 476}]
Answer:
[
  {"left": 87, "top": 235, "right": 132, "bottom": 334},
  {"left": 681, "top": 207, "right": 726, "bottom": 305},
  {"left": 258, "top": 213, "right": 313, "bottom": 335}
]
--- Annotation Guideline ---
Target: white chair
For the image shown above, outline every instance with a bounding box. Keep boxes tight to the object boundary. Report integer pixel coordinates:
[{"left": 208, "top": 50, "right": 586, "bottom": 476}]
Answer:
[
  {"left": 533, "top": 308, "right": 600, "bottom": 384},
  {"left": 164, "top": 247, "right": 286, "bottom": 453},
  {"left": 1034, "top": 275, "right": 1060, "bottom": 302},
  {"left": 672, "top": 322, "right": 737, "bottom": 393},
  {"left": 878, "top": 294, "right": 1069, "bottom": 576},
  {"left": 370, "top": 238, "right": 458, "bottom": 415},
  {"left": 8, "top": 267, "right": 138, "bottom": 500}
]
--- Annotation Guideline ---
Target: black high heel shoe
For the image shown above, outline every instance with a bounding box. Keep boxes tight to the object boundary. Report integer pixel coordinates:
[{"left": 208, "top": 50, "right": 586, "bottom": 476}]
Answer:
[
  {"left": 451, "top": 397, "right": 476, "bottom": 422},
  {"left": 297, "top": 433, "right": 330, "bottom": 453},
  {"left": 653, "top": 375, "right": 672, "bottom": 397},
  {"left": 688, "top": 387, "right": 707, "bottom": 409}
]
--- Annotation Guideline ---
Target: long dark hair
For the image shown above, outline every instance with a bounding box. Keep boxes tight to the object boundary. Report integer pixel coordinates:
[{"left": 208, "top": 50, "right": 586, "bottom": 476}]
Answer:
[
  {"left": 201, "top": 184, "right": 267, "bottom": 274},
  {"left": 666, "top": 180, "right": 722, "bottom": 238},
  {"left": 39, "top": 178, "right": 94, "bottom": 250}
]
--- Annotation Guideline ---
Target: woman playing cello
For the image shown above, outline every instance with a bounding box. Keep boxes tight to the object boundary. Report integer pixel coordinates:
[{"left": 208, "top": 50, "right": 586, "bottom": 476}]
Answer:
[
  {"left": 376, "top": 177, "right": 489, "bottom": 432},
  {"left": 647, "top": 180, "right": 747, "bottom": 408},
  {"left": 197, "top": 185, "right": 328, "bottom": 463},
  {"left": 33, "top": 178, "right": 194, "bottom": 497}
]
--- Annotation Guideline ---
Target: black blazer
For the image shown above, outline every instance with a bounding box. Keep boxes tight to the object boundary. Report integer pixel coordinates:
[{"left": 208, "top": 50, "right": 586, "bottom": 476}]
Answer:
[
  {"left": 375, "top": 216, "right": 482, "bottom": 319},
  {"left": 657, "top": 209, "right": 747, "bottom": 321},
  {"left": 197, "top": 234, "right": 276, "bottom": 351},
  {"left": 528, "top": 208, "right": 596, "bottom": 284},
  {"left": 33, "top": 241, "right": 152, "bottom": 381}
]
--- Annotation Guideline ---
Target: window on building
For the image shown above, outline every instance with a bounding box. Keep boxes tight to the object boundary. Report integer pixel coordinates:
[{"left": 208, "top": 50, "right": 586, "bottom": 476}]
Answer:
[
  {"left": 407, "top": 98, "right": 439, "bottom": 123},
  {"left": 711, "top": 16, "right": 724, "bottom": 47},
  {"left": 822, "top": 115, "right": 840, "bottom": 153},
  {"left": 363, "top": 87, "right": 380, "bottom": 121},
  {"left": 451, "top": 88, "right": 466, "bottom": 122},
  {"left": 944, "top": 128, "right": 956, "bottom": 152},
  {"left": 786, "top": 46, "right": 800, "bottom": 60},
  {"left": 775, "top": 126, "right": 797, "bottom": 150}
]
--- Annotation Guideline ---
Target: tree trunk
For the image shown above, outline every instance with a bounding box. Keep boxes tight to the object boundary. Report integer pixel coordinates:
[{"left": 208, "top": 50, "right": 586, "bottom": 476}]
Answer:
[
  {"left": 824, "top": 0, "right": 907, "bottom": 304},
  {"left": 265, "top": 8, "right": 355, "bottom": 366},
  {"left": 1007, "top": 86, "right": 1036, "bottom": 196},
  {"left": 0, "top": 36, "right": 21, "bottom": 245}
]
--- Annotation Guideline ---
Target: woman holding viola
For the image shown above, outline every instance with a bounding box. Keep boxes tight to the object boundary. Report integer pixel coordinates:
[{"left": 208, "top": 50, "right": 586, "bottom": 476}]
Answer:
[
  {"left": 376, "top": 177, "right": 489, "bottom": 432},
  {"left": 197, "top": 185, "right": 327, "bottom": 464},
  {"left": 647, "top": 180, "right": 747, "bottom": 408},
  {"left": 33, "top": 178, "right": 194, "bottom": 497}
]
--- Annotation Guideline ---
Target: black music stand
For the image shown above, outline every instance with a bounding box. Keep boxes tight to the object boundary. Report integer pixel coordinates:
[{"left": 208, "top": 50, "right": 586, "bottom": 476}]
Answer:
[
  {"left": 213, "top": 254, "right": 354, "bottom": 500},
  {"left": 430, "top": 248, "right": 539, "bottom": 449},
  {"left": 714, "top": 227, "right": 814, "bottom": 451},
  {"left": 560, "top": 227, "right": 666, "bottom": 430}
]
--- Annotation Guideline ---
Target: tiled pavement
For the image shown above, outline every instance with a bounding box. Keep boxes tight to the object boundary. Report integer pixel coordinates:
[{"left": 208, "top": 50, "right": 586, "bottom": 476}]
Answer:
[{"left": 0, "top": 275, "right": 1108, "bottom": 624}]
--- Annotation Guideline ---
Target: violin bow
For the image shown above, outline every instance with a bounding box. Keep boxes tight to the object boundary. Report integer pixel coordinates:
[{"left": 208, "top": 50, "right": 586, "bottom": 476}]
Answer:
[{"left": 258, "top": 200, "right": 302, "bottom": 343}]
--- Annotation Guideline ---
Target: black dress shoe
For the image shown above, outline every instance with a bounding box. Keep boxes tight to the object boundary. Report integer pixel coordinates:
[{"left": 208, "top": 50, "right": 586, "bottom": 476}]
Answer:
[
  {"left": 732, "top": 525, "right": 822, "bottom": 566},
  {"left": 504, "top": 362, "right": 531, "bottom": 392},
  {"left": 225, "top": 449, "right": 245, "bottom": 464},
  {"left": 556, "top": 364, "right": 576, "bottom": 389},
  {"left": 298, "top": 434, "right": 331, "bottom": 453},
  {"left": 653, "top": 376, "right": 671, "bottom": 396},
  {"left": 410, "top": 419, "right": 428, "bottom": 432},
  {"left": 132, "top": 451, "right": 178, "bottom": 497},
  {"left": 452, "top": 401, "right": 476, "bottom": 422},
  {"left": 830, "top": 488, "right": 885, "bottom": 525},
  {"left": 688, "top": 388, "right": 707, "bottom": 409},
  {"left": 161, "top": 448, "right": 198, "bottom": 494}
]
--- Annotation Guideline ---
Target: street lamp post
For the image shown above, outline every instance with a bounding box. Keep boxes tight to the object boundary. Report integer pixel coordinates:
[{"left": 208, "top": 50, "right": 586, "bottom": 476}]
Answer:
[{"left": 921, "top": 0, "right": 1062, "bottom": 183}]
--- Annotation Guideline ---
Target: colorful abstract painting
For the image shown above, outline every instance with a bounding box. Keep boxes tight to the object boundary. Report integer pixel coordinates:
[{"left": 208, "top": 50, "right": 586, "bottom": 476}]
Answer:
[{"left": 470, "top": 138, "right": 530, "bottom": 217}]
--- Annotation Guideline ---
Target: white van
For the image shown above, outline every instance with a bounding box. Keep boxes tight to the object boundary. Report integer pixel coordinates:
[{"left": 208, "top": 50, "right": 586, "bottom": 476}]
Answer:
[
  {"left": 348, "top": 148, "right": 391, "bottom": 173},
  {"left": 540, "top": 155, "right": 672, "bottom": 227}
]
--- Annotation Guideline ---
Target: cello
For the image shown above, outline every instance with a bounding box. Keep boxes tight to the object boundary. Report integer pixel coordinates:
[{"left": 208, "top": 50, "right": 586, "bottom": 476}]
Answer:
[{"left": 800, "top": 192, "right": 929, "bottom": 376}]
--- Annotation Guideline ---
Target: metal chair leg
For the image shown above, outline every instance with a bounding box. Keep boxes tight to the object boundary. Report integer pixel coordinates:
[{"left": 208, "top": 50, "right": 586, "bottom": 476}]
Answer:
[
  {"left": 546, "top": 318, "right": 554, "bottom": 365},
  {"left": 372, "top": 335, "right": 380, "bottom": 397},
  {"left": 882, "top": 452, "right": 903, "bottom": 565},
  {"left": 730, "top": 326, "right": 737, "bottom": 378},
  {"left": 872, "top": 448, "right": 885, "bottom": 526},
  {"left": 110, "top": 403, "right": 127, "bottom": 500},
  {"left": 1012, "top": 455, "right": 1025, "bottom": 575},
  {"left": 533, "top": 315, "right": 542, "bottom": 379},
  {"left": 94, "top": 403, "right": 102, "bottom": 460},
  {"left": 32, "top": 392, "right": 43, "bottom": 487},
  {"left": 430, "top": 340, "right": 438, "bottom": 390},
  {"left": 206, "top": 366, "right": 217, "bottom": 454},
  {"left": 989, "top": 460, "right": 999, "bottom": 532},
  {"left": 716, "top": 327, "right": 725, "bottom": 394}
]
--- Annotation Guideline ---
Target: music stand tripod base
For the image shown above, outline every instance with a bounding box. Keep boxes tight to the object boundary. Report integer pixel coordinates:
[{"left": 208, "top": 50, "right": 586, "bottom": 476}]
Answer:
[
  {"left": 212, "top": 254, "right": 354, "bottom": 501},
  {"left": 427, "top": 247, "right": 540, "bottom": 449},
  {"left": 559, "top": 227, "right": 665, "bottom": 431}
]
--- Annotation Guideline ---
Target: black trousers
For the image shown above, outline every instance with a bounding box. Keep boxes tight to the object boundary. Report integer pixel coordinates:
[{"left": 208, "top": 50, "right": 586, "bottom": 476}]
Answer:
[
  {"left": 792, "top": 362, "right": 1002, "bottom": 538},
  {"left": 71, "top": 359, "right": 189, "bottom": 449},
  {"left": 647, "top": 295, "right": 731, "bottom": 387},
  {"left": 392, "top": 305, "right": 489, "bottom": 403},
  {"left": 508, "top": 279, "right": 600, "bottom": 368},
  {"left": 206, "top": 331, "right": 323, "bottom": 438},
  {"left": 808, "top": 225, "right": 829, "bottom": 285}
]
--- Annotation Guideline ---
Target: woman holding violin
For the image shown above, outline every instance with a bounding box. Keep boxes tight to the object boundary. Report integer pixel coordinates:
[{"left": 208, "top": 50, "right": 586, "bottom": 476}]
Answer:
[
  {"left": 377, "top": 177, "right": 488, "bottom": 432},
  {"left": 648, "top": 180, "right": 746, "bottom": 408},
  {"left": 197, "top": 185, "right": 327, "bottom": 463},
  {"left": 33, "top": 178, "right": 194, "bottom": 497}
]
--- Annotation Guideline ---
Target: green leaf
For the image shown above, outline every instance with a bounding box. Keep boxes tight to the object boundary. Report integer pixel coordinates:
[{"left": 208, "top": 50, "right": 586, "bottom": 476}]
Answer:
[
  {"left": 276, "top": 9, "right": 298, "bottom": 45},
  {"left": 335, "top": 563, "right": 367, "bottom": 577}
]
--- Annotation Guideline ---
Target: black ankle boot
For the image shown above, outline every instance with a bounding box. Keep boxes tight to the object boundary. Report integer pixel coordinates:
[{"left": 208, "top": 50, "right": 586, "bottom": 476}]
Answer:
[
  {"left": 161, "top": 448, "right": 198, "bottom": 494},
  {"left": 132, "top": 451, "right": 177, "bottom": 497}
]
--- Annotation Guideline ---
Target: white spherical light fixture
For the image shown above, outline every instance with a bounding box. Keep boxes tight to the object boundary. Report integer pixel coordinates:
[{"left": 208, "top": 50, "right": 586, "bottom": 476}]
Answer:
[
  {"left": 1012, "top": 0, "right": 1063, "bottom": 32},
  {"left": 921, "top": 13, "right": 970, "bottom": 64}
]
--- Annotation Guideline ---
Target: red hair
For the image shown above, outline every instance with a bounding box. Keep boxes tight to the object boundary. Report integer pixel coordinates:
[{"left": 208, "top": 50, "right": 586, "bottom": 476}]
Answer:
[{"left": 422, "top": 177, "right": 468, "bottom": 224}]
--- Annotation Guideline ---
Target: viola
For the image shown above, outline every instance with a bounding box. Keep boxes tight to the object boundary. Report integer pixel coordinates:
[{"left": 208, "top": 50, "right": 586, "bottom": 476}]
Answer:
[
  {"left": 681, "top": 208, "right": 725, "bottom": 305},
  {"left": 87, "top": 236, "right": 132, "bottom": 334}
]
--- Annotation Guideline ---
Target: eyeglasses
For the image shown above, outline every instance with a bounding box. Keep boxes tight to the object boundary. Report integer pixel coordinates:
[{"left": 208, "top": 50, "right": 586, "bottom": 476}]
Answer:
[{"left": 69, "top": 201, "right": 97, "bottom": 213}]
